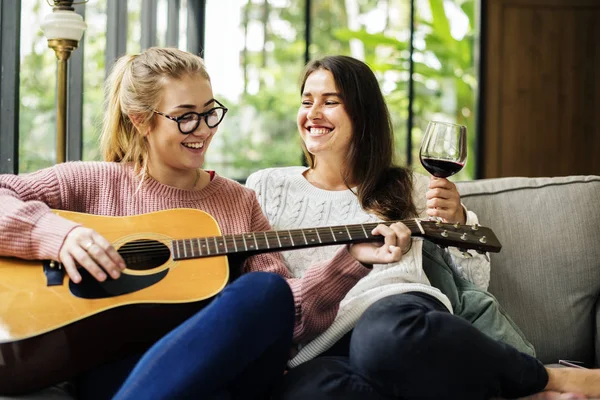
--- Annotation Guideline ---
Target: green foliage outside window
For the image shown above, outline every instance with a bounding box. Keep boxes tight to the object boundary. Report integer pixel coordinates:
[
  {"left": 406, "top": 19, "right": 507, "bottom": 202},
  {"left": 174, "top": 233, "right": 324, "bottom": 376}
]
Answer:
[
  {"left": 18, "top": 0, "right": 477, "bottom": 182},
  {"left": 205, "top": 0, "right": 478, "bottom": 180}
]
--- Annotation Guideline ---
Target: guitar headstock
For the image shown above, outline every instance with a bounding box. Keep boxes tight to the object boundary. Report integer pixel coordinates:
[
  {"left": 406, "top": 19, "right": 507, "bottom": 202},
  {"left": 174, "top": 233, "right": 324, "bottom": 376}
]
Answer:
[{"left": 419, "top": 220, "right": 502, "bottom": 253}]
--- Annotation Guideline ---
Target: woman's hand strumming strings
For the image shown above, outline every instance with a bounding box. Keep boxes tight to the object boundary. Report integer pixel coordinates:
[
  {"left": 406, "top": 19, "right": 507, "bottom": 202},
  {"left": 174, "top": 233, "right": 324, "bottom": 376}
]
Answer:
[{"left": 59, "top": 226, "right": 126, "bottom": 283}]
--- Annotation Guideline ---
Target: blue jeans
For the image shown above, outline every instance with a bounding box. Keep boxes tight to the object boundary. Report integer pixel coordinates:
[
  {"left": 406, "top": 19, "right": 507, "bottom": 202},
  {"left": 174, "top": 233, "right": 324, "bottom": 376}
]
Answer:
[
  {"left": 275, "top": 292, "right": 548, "bottom": 400},
  {"left": 77, "top": 272, "right": 294, "bottom": 400}
]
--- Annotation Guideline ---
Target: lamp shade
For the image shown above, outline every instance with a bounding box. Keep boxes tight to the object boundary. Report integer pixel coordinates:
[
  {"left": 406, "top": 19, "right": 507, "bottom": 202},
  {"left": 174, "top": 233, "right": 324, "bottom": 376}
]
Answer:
[{"left": 41, "top": 9, "right": 87, "bottom": 42}]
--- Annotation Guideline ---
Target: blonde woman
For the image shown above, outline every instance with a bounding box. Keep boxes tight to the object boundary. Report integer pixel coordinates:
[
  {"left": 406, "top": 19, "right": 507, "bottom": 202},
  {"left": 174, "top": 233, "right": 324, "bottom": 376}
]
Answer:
[{"left": 0, "top": 47, "right": 297, "bottom": 400}]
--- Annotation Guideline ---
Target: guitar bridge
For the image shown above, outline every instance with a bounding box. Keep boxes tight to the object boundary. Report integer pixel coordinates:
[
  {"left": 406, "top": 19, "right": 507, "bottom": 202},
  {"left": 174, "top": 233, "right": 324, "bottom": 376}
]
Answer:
[{"left": 43, "top": 260, "right": 65, "bottom": 286}]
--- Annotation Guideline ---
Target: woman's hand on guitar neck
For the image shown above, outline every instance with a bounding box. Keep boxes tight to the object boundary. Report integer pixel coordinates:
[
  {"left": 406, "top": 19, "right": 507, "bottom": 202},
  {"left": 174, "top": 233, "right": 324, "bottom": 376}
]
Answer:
[
  {"left": 348, "top": 222, "right": 412, "bottom": 266},
  {"left": 59, "top": 226, "right": 126, "bottom": 283}
]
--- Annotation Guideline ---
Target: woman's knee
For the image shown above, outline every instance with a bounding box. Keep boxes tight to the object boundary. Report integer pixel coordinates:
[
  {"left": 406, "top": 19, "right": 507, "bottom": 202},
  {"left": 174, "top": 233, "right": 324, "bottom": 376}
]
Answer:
[
  {"left": 274, "top": 357, "right": 385, "bottom": 400},
  {"left": 350, "top": 293, "right": 448, "bottom": 370},
  {"left": 237, "top": 271, "right": 289, "bottom": 292},
  {"left": 234, "top": 272, "right": 294, "bottom": 321}
]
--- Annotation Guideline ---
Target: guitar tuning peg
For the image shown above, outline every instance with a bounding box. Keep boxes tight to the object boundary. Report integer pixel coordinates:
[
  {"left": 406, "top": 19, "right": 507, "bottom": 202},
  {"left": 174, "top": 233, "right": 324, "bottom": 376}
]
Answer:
[
  {"left": 458, "top": 248, "right": 473, "bottom": 258},
  {"left": 475, "top": 251, "right": 490, "bottom": 262}
]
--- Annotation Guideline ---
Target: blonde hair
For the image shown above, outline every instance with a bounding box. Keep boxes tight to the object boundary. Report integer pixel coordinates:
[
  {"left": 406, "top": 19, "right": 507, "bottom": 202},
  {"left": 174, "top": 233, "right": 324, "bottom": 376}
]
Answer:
[{"left": 100, "top": 47, "right": 210, "bottom": 175}]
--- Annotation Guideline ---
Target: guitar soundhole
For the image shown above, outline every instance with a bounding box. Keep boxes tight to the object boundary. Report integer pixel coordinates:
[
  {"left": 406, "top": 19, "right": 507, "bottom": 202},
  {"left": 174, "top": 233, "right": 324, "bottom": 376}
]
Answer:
[{"left": 118, "top": 239, "right": 171, "bottom": 271}]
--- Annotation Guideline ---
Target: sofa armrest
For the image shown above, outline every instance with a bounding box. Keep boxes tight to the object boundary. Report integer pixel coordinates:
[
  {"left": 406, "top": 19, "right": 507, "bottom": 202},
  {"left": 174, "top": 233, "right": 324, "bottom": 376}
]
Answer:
[{"left": 457, "top": 175, "right": 600, "bottom": 366}]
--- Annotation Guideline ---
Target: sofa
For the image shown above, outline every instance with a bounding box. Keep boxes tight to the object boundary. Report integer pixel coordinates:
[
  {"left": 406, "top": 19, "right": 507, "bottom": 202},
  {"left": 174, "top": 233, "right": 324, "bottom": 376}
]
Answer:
[{"left": 3, "top": 174, "right": 600, "bottom": 399}]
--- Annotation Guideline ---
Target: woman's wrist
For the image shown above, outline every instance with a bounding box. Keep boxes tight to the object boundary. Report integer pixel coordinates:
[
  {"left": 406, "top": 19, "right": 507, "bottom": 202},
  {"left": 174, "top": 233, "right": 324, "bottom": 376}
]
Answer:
[
  {"left": 346, "top": 244, "right": 373, "bottom": 269},
  {"left": 402, "top": 239, "right": 413, "bottom": 255}
]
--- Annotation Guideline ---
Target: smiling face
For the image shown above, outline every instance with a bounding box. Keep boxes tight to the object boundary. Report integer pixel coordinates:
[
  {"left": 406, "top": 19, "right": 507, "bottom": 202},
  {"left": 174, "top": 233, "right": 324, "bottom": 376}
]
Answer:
[
  {"left": 297, "top": 69, "right": 354, "bottom": 163},
  {"left": 144, "top": 73, "right": 218, "bottom": 178}
]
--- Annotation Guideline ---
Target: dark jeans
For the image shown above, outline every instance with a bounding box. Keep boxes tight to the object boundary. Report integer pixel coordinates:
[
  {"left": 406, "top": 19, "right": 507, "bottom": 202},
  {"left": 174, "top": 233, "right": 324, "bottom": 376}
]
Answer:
[
  {"left": 274, "top": 292, "right": 548, "bottom": 400},
  {"left": 76, "top": 272, "right": 294, "bottom": 400}
]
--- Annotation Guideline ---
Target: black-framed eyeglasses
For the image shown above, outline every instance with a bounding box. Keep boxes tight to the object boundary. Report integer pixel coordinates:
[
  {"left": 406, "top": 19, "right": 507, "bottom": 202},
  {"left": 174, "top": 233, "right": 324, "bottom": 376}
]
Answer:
[{"left": 152, "top": 100, "right": 229, "bottom": 134}]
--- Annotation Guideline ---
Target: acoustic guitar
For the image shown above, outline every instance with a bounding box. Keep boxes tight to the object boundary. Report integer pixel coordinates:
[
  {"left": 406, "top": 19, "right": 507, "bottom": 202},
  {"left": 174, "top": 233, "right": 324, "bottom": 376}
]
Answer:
[{"left": 0, "top": 208, "right": 501, "bottom": 394}]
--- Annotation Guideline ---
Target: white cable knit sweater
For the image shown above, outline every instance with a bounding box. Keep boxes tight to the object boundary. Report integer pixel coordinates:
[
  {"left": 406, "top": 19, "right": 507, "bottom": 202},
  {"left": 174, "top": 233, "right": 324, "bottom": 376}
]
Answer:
[{"left": 246, "top": 166, "right": 490, "bottom": 367}]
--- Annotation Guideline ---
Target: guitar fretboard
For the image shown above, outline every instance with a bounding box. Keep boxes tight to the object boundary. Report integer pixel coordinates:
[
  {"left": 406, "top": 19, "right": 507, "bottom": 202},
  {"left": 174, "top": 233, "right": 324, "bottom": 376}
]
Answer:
[{"left": 171, "top": 219, "right": 424, "bottom": 260}]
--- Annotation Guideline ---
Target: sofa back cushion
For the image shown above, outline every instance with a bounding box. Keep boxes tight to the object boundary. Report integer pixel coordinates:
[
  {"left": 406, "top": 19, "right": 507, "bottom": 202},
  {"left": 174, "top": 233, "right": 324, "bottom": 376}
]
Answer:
[{"left": 457, "top": 176, "right": 600, "bottom": 366}]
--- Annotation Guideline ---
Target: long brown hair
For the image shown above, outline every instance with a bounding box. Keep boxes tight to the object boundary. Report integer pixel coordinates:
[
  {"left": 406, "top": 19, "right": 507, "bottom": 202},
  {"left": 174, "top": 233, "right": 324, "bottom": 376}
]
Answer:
[{"left": 299, "top": 55, "right": 416, "bottom": 220}]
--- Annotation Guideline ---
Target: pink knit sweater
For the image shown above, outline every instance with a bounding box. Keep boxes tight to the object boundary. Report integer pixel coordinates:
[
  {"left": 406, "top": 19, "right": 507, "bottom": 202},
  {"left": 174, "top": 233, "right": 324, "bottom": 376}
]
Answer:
[{"left": 0, "top": 161, "right": 369, "bottom": 342}]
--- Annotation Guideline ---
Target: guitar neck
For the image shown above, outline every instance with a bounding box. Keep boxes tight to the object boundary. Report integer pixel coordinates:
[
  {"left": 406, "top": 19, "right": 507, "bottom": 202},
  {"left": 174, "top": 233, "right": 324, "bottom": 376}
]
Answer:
[{"left": 171, "top": 219, "right": 424, "bottom": 260}]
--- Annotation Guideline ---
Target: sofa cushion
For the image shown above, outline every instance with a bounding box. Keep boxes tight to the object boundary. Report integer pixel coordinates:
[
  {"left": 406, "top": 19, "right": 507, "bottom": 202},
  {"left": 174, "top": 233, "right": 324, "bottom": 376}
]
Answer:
[{"left": 457, "top": 175, "right": 600, "bottom": 366}]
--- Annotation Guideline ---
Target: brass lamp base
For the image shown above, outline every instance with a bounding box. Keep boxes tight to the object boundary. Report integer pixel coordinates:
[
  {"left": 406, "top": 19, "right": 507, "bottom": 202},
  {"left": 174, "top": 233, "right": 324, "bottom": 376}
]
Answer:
[
  {"left": 47, "top": 38, "right": 79, "bottom": 163},
  {"left": 47, "top": 38, "right": 78, "bottom": 61}
]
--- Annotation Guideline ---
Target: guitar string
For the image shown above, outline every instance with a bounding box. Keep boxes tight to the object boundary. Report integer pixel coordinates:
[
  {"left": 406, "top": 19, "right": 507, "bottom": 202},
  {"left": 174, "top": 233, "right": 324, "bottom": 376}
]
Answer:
[
  {"left": 108, "top": 222, "right": 481, "bottom": 255},
  {"left": 112, "top": 221, "right": 422, "bottom": 253}
]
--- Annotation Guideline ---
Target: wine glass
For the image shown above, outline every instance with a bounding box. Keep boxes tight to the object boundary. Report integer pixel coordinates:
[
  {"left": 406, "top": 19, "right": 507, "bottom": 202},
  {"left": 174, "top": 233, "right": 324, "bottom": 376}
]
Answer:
[{"left": 419, "top": 121, "right": 467, "bottom": 178}]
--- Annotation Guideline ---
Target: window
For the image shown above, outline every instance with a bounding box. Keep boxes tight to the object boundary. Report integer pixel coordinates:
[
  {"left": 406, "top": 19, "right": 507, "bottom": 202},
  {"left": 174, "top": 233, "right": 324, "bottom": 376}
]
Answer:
[
  {"left": 6, "top": 0, "right": 480, "bottom": 180},
  {"left": 19, "top": 0, "right": 57, "bottom": 172},
  {"left": 310, "top": 0, "right": 478, "bottom": 179},
  {"left": 413, "top": 0, "right": 478, "bottom": 179},
  {"left": 82, "top": 0, "right": 107, "bottom": 162},
  {"left": 203, "top": 0, "right": 305, "bottom": 179},
  {"left": 311, "top": 0, "right": 412, "bottom": 166}
]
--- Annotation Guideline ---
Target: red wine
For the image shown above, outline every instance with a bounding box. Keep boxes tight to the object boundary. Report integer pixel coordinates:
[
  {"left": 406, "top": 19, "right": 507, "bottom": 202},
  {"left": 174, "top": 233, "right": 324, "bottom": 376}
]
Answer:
[{"left": 420, "top": 158, "right": 464, "bottom": 178}]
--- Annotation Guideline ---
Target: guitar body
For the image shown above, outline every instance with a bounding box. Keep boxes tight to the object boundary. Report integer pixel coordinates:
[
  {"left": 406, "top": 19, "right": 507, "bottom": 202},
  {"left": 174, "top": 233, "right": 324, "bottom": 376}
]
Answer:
[
  {"left": 0, "top": 209, "right": 229, "bottom": 395},
  {"left": 0, "top": 207, "right": 502, "bottom": 395}
]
